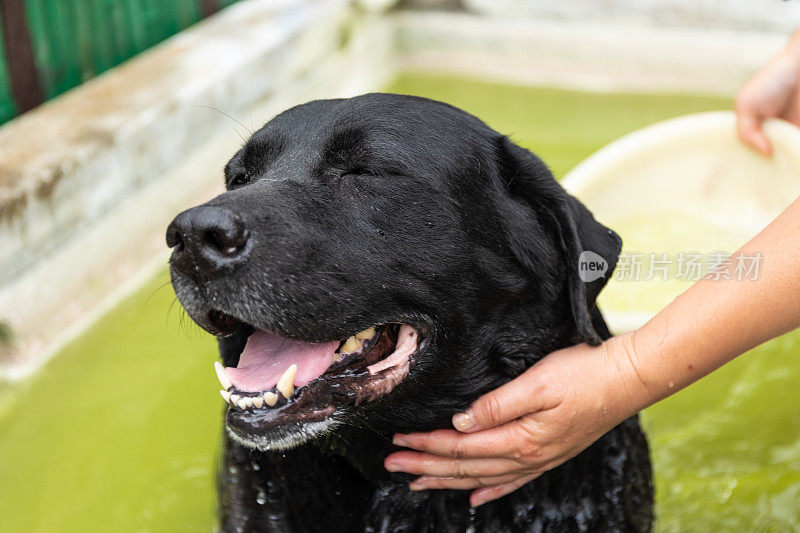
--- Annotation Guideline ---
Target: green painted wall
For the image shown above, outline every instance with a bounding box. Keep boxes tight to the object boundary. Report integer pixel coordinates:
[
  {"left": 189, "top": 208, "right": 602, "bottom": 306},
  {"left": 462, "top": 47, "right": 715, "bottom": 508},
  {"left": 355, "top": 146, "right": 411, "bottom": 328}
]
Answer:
[
  {"left": 0, "top": 18, "right": 16, "bottom": 123},
  {"left": 0, "top": 0, "right": 241, "bottom": 125}
]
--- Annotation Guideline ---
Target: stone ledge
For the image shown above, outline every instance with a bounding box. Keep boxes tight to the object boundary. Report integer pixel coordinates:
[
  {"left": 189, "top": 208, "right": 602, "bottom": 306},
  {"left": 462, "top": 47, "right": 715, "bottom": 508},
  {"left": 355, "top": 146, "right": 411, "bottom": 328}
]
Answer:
[{"left": 0, "top": 0, "right": 352, "bottom": 285}]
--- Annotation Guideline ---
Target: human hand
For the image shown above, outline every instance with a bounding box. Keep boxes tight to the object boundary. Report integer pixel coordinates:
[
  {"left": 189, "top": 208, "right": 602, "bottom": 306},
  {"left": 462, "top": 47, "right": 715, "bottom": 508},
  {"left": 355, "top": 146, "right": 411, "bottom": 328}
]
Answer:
[
  {"left": 736, "top": 43, "right": 800, "bottom": 156},
  {"left": 384, "top": 334, "right": 648, "bottom": 507}
]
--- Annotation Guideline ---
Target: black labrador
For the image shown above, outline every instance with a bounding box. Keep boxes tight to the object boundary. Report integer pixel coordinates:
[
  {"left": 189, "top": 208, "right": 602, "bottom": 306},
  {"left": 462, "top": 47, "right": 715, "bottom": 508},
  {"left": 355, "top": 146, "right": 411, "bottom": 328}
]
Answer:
[{"left": 167, "top": 93, "right": 653, "bottom": 532}]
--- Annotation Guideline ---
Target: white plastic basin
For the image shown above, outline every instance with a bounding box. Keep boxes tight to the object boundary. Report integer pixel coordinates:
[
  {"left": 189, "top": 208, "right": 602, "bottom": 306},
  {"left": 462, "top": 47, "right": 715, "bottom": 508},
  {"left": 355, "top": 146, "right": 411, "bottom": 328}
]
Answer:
[{"left": 563, "top": 111, "right": 800, "bottom": 332}]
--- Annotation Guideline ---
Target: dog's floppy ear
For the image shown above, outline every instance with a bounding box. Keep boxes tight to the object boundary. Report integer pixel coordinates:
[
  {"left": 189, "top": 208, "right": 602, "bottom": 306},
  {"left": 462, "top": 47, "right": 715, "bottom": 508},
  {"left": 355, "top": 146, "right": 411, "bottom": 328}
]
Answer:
[
  {"left": 496, "top": 137, "right": 621, "bottom": 345},
  {"left": 557, "top": 194, "right": 622, "bottom": 344}
]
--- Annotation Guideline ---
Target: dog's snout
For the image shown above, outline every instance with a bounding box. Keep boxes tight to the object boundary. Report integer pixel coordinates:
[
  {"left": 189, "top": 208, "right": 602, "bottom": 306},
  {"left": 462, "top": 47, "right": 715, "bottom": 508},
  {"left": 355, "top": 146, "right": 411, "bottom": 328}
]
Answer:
[{"left": 166, "top": 206, "right": 248, "bottom": 274}]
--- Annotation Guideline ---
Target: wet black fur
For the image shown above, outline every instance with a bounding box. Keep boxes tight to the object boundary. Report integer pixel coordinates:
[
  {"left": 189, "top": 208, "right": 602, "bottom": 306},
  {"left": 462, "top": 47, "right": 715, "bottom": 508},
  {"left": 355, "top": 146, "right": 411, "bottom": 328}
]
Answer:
[{"left": 169, "top": 93, "right": 654, "bottom": 532}]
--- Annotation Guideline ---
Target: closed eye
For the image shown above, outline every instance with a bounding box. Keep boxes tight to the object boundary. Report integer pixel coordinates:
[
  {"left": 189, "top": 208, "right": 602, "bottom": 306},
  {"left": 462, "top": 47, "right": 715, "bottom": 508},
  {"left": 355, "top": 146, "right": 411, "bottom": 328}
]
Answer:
[{"left": 339, "top": 167, "right": 370, "bottom": 180}]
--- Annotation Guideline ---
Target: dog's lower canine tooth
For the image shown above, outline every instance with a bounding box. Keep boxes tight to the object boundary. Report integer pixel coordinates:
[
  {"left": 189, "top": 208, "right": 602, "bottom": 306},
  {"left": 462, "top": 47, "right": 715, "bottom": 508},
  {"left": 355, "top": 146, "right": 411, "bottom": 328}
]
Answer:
[
  {"left": 340, "top": 336, "right": 361, "bottom": 353},
  {"left": 253, "top": 396, "right": 264, "bottom": 409},
  {"left": 277, "top": 364, "right": 297, "bottom": 398},
  {"left": 264, "top": 391, "right": 278, "bottom": 406},
  {"left": 355, "top": 326, "right": 375, "bottom": 340},
  {"left": 220, "top": 390, "right": 232, "bottom": 403},
  {"left": 214, "top": 361, "right": 233, "bottom": 390}
]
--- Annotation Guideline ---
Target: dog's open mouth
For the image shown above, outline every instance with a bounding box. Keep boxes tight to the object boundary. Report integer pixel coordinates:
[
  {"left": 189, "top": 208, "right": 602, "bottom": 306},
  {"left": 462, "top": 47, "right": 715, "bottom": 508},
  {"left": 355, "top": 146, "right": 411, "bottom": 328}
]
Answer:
[{"left": 210, "top": 313, "right": 424, "bottom": 448}]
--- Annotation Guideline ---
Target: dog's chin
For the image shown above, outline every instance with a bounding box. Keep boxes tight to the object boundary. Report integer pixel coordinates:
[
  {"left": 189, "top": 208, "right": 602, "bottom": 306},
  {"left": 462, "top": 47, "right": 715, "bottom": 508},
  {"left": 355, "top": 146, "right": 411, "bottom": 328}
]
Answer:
[
  {"left": 205, "top": 312, "right": 427, "bottom": 452},
  {"left": 226, "top": 416, "right": 341, "bottom": 451}
]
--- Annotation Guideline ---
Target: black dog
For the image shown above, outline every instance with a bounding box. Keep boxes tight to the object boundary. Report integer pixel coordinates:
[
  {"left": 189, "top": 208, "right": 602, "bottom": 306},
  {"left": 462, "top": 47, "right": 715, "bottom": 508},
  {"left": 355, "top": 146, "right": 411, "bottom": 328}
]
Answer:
[{"left": 167, "top": 93, "right": 653, "bottom": 532}]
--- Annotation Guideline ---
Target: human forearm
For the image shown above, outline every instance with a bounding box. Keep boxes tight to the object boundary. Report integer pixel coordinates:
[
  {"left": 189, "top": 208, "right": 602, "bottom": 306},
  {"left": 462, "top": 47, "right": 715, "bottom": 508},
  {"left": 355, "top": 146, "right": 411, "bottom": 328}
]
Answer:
[{"left": 611, "top": 196, "right": 800, "bottom": 414}]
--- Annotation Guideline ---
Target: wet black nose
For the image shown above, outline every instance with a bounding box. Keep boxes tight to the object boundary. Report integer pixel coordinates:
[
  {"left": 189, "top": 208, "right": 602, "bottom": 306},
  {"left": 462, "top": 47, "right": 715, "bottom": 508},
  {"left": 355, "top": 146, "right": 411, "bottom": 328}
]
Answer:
[{"left": 166, "top": 206, "right": 248, "bottom": 275}]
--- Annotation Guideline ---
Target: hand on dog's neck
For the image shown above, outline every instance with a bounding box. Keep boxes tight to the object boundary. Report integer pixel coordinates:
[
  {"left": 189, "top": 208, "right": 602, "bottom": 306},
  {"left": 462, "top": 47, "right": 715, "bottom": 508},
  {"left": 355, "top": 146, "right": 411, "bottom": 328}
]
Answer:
[{"left": 319, "top": 316, "right": 581, "bottom": 487}]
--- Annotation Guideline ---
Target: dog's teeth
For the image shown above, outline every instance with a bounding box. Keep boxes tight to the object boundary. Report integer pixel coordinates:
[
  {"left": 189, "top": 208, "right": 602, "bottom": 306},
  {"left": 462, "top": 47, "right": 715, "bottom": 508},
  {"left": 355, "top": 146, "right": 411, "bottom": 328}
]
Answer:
[
  {"left": 253, "top": 396, "right": 264, "bottom": 409},
  {"left": 263, "top": 391, "right": 278, "bottom": 406},
  {"left": 243, "top": 397, "right": 254, "bottom": 409},
  {"left": 277, "top": 364, "right": 297, "bottom": 398},
  {"left": 220, "top": 390, "right": 232, "bottom": 403},
  {"left": 340, "top": 336, "right": 361, "bottom": 354},
  {"left": 230, "top": 393, "right": 241, "bottom": 406},
  {"left": 214, "top": 361, "right": 233, "bottom": 390},
  {"left": 237, "top": 398, "right": 248, "bottom": 410},
  {"left": 332, "top": 353, "right": 342, "bottom": 363},
  {"left": 355, "top": 326, "right": 375, "bottom": 340}
]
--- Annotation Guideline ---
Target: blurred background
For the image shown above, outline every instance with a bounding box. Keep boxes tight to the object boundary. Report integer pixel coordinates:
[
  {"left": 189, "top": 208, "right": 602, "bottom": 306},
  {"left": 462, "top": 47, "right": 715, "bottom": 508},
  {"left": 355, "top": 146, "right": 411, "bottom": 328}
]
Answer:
[{"left": 0, "top": 0, "right": 799, "bottom": 531}]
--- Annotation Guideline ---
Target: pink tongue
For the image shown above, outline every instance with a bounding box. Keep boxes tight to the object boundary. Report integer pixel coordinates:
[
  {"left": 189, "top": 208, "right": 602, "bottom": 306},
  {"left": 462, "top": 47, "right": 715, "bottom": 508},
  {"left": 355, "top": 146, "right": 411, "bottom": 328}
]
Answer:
[{"left": 226, "top": 331, "right": 340, "bottom": 392}]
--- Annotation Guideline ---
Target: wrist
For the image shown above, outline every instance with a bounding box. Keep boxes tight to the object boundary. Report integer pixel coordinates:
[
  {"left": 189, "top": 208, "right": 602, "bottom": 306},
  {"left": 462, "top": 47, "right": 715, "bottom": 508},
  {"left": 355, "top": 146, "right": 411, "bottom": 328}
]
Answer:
[{"left": 597, "top": 332, "right": 656, "bottom": 419}]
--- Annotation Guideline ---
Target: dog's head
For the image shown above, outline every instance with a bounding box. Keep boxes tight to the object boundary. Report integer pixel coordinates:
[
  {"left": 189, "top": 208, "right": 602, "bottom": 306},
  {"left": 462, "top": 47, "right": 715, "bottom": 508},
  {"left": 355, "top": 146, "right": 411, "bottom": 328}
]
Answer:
[{"left": 167, "top": 94, "right": 620, "bottom": 451}]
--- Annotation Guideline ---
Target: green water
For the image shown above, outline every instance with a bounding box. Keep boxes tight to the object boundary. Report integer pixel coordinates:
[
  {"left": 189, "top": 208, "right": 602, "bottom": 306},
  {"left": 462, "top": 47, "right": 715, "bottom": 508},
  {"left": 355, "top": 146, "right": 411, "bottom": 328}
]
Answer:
[{"left": 2, "top": 74, "right": 798, "bottom": 531}]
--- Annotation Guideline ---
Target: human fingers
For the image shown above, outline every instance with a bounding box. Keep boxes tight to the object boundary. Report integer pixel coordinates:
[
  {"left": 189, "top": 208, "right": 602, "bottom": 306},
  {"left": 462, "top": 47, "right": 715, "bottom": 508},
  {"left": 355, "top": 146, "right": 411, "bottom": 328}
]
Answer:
[
  {"left": 384, "top": 450, "right": 526, "bottom": 478},
  {"left": 470, "top": 472, "right": 542, "bottom": 507},
  {"left": 408, "top": 473, "right": 535, "bottom": 491},
  {"left": 452, "top": 366, "right": 557, "bottom": 433},
  {"left": 392, "top": 426, "right": 525, "bottom": 459},
  {"left": 736, "top": 101, "right": 773, "bottom": 155}
]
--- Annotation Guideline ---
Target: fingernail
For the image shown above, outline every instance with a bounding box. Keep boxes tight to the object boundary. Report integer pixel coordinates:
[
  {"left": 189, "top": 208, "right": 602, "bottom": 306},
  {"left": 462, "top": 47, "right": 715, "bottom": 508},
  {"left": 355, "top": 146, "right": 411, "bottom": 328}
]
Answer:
[
  {"left": 470, "top": 493, "right": 489, "bottom": 508},
  {"left": 393, "top": 435, "right": 409, "bottom": 447},
  {"left": 452, "top": 410, "right": 475, "bottom": 432},
  {"left": 385, "top": 462, "right": 401, "bottom": 472}
]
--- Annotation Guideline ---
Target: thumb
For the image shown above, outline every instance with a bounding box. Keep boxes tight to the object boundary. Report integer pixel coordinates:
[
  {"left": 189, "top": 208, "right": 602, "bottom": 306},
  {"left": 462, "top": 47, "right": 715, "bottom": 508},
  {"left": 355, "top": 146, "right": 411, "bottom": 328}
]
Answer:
[
  {"left": 452, "top": 368, "right": 550, "bottom": 433},
  {"left": 737, "top": 108, "right": 773, "bottom": 156}
]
